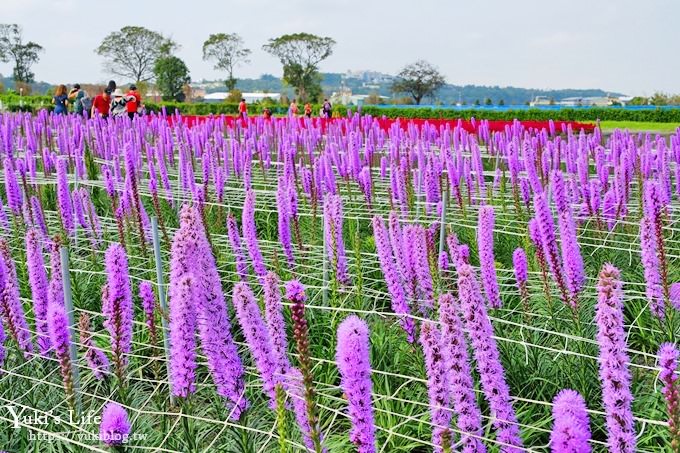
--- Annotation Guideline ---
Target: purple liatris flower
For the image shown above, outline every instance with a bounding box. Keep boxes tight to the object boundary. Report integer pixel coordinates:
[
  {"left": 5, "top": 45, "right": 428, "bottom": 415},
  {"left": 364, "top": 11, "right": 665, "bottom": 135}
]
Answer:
[
  {"left": 47, "top": 301, "right": 75, "bottom": 407},
  {"left": 233, "top": 281, "right": 280, "bottom": 405},
  {"left": 438, "top": 293, "right": 486, "bottom": 452},
  {"left": 285, "top": 367, "right": 325, "bottom": 451},
  {"left": 139, "top": 281, "right": 158, "bottom": 346},
  {"left": 0, "top": 318, "right": 5, "bottom": 367},
  {"left": 242, "top": 189, "right": 267, "bottom": 279},
  {"left": 671, "top": 283, "right": 680, "bottom": 311},
  {"left": 552, "top": 171, "right": 585, "bottom": 299},
  {"left": 0, "top": 240, "right": 33, "bottom": 356},
  {"left": 550, "top": 389, "right": 592, "bottom": 453},
  {"left": 3, "top": 158, "right": 22, "bottom": 215},
  {"left": 172, "top": 205, "right": 246, "bottom": 418},
  {"left": 262, "top": 272, "right": 291, "bottom": 373},
  {"left": 226, "top": 213, "right": 248, "bottom": 281},
  {"left": 419, "top": 321, "right": 452, "bottom": 453},
  {"left": 595, "top": 264, "right": 635, "bottom": 453},
  {"left": 78, "top": 313, "right": 110, "bottom": 380},
  {"left": 276, "top": 177, "right": 295, "bottom": 265},
  {"left": 169, "top": 274, "right": 197, "bottom": 398},
  {"left": 103, "top": 243, "right": 134, "bottom": 380},
  {"left": 25, "top": 228, "right": 50, "bottom": 355},
  {"left": 336, "top": 315, "right": 376, "bottom": 453},
  {"left": 658, "top": 343, "right": 680, "bottom": 449},
  {"left": 323, "top": 193, "right": 350, "bottom": 285},
  {"left": 371, "top": 216, "right": 414, "bottom": 342},
  {"left": 640, "top": 217, "right": 664, "bottom": 319},
  {"left": 403, "top": 224, "right": 434, "bottom": 311},
  {"left": 56, "top": 158, "right": 74, "bottom": 235},
  {"left": 285, "top": 279, "right": 324, "bottom": 451},
  {"left": 533, "top": 192, "right": 571, "bottom": 307},
  {"left": 478, "top": 205, "right": 501, "bottom": 308},
  {"left": 457, "top": 263, "right": 523, "bottom": 451},
  {"left": 99, "top": 402, "right": 131, "bottom": 446}
]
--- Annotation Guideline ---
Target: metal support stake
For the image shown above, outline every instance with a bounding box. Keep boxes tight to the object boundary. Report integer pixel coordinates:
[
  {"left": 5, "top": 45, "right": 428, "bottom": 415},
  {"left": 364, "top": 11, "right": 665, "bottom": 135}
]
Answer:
[
  {"left": 151, "top": 216, "right": 175, "bottom": 406},
  {"left": 60, "top": 246, "right": 82, "bottom": 415}
]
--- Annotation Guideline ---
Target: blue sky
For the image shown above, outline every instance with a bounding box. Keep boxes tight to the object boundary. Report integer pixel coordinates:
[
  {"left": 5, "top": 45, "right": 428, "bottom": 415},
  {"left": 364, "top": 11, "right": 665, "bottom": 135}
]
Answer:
[{"left": 2, "top": 0, "right": 678, "bottom": 96}]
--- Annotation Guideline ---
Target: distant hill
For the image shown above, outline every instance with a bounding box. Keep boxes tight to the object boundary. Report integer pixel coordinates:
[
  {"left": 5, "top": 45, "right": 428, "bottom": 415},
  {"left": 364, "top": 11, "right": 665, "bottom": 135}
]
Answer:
[
  {"left": 1, "top": 74, "right": 54, "bottom": 96},
  {"left": 194, "top": 72, "right": 623, "bottom": 105}
]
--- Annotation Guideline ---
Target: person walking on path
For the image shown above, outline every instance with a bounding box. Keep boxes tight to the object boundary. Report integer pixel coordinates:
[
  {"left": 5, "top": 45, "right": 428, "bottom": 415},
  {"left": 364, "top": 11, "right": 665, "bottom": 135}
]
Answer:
[
  {"left": 126, "top": 84, "right": 142, "bottom": 119},
  {"left": 91, "top": 88, "right": 111, "bottom": 119},
  {"left": 238, "top": 98, "right": 247, "bottom": 120},
  {"left": 52, "top": 85, "right": 69, "bottom": 115},
  {"left": 322, "top": 98, "right": 332, "bottom": 119},
  {"left": 289, "top": 99, "right": 298, "bottom": 116}
]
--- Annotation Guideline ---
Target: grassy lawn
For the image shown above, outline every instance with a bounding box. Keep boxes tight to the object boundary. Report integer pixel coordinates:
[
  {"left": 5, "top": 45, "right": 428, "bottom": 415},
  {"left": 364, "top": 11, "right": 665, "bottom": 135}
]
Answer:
[{"left": 598, "top": 120, "right": 680, "bottom": 133}]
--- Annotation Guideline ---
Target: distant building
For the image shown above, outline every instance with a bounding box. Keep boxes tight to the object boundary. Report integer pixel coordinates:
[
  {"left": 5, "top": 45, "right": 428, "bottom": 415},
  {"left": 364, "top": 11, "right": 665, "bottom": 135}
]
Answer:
[
  {"left": 330, "top": 88, "right": 388, "bottom": 105},
  {"left": 558, "top": 96, "right": 612, "bottom": 107},
  {"left": 529, "top": 96, "right": 552, "bottom": 106}
]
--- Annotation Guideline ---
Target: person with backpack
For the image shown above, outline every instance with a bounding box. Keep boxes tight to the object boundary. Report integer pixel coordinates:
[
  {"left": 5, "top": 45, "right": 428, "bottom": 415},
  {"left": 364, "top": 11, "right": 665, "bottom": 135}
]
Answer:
[
  {"left": 126, "top": 84, "right": 142, "bottom": 119},
  {"left": 322, "top": 98, "right": 332, "bottom": 119},
  {"left": 68, "top": 84, "right": 90, "bottom": 117}
]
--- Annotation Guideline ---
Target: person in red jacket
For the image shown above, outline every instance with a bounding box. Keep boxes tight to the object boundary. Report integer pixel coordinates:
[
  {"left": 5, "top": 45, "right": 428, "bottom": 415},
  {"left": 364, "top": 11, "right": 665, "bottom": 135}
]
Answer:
[
  {"left": 238, "top": 98, "right": 247, "bottom": 120},
  {"left": 126, "top": 84, "right": 142, "bottom": 119},
  {"left": 91, "top": 88, "right": 111, "bottom": 119}
]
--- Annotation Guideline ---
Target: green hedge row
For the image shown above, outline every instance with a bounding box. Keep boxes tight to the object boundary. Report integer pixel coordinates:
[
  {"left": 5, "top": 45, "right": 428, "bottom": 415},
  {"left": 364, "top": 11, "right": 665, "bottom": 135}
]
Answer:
[{"left": 353, "top": 106, "right": 680, "bottom": 123}]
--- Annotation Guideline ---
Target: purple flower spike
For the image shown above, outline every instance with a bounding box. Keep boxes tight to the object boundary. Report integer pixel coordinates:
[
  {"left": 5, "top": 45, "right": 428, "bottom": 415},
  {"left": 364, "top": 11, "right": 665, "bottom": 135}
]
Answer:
[
  {"left": 671, "top": 283, "right": 680, "bottom": 311},
  {"left": 169, "top": 274, "right": 197, "bottom": 398},
  {"left": 336, "top": 315, "right": 376, "bottom": 453},
  {"left": 242, "top": 189, "right": 267, "bottom": 279},
  {"left": 371, "top": 216, "right": 414, "bottom": 342},
  {"left": 438, "top": 293, "right": 486, "bottom": 452},
  {"left": 233, "top": 281, "right": 280, "bottom": 406},
  {"left": 595, "top": 264, "right": 635, "bottom": 453},
  {"left": 419, "top": 321, "right": 452, "bottom": 453},
  {"left": 47, "top": 301, "right": 75, "bottom": 405},
  {"left": 0, "top": 241, "right": 33, "bottom": 356},
  {"left": 658, "top": 343, "right": 680, "bottom": 449},
  {"left": 262, "top": 272, "right": 291, "bottom": 373},
  {"left": 640, "top": 217, "right": 664, "bottom": 319},
  {"left": 99, "top": 402, "right": 131, "bottom": 446},
  {"left": 103, "top": 243, "right": 134, "bottom": 379},
  {"left": 478, "top": 205, "right": 501, "bottom": 308},
  {"left": 172, "top": 205, "right": 247, "bottom": 418},
  {"left": 226, "top": 213, "right": 248, "bottom": 281},
  {"left": 25, "top": 229, "right": 51, "bottom": 355},
  {"left": 550, "top": 389, "right": 592, "bottom": 453},
  {"left": 56, "top": 158, "right": 74, "bottom": 235},
  {"left": 457, "top": 263, "right": 523, "bottom": 451}
]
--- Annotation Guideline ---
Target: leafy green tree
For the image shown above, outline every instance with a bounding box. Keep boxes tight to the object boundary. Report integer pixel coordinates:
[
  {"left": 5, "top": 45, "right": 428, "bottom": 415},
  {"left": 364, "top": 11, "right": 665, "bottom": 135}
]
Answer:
[
  {"left": 262, "top": 33, "right": 335, "bottom": 102},
  {"left": 154, "top": 55, "right": 190, "bottom": 101},
  {"left": 95, "top": 26, "right": 177, "bottom": 82},
  {"left": 484, "top": 97, "right": 492, "bottom": 105},
  {"left": 391, "top": 60, "right": 446, "bottom": 105},
  {"left": 0, "top": 24, "right": 43, "bottom": 83},
  {"left": 202, "top": 33, "right": 251, "bottom": 91}
]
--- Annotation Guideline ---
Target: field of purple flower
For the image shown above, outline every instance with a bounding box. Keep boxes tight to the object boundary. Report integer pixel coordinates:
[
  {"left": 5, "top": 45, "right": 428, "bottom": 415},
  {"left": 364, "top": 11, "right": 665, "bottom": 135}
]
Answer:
[{"left": 0, "top": 110, "right": 678, "bottom": 452}]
